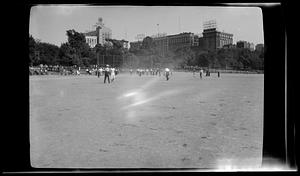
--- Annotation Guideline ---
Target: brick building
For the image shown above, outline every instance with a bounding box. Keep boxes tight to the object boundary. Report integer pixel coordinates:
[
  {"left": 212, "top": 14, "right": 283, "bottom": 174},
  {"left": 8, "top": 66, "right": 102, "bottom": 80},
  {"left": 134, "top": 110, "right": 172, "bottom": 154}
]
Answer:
[
  {"left": 202, "top": 28, "right": 233, "bottom": 51},
  {"left": 167, "top": 32, "right": 197, "bottom": 51}
]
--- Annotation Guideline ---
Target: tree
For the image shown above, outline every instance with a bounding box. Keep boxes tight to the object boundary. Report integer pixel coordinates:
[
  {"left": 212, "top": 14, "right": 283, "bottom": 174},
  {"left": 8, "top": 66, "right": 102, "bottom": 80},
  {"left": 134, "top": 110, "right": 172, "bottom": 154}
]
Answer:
[
  {"left": 58, "top": 43, "right": 75, "bottom": 66},
  {"left": 141, "top": 36, "right": 155, "bottom": 50},
  {"left": 197, "top": 53, "right": 210, "bottom": 67},
  {"left": 29, "top": 35, "right": 37, "bottom": 66},
  {"left": 65, "top": 29, "right": 94, "bottom": 66},
  {"left": 237, "top": 49, "right": 251, "bottom": 70},
  {"left": 34, "top": 41, "right": 60, "bottom": 66}
]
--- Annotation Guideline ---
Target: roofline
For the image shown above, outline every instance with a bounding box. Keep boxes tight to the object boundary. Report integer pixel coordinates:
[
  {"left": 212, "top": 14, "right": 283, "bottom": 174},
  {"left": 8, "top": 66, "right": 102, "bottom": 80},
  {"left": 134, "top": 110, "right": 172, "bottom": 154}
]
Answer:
[{"left": 202, "top": 30, "right": 233, "bottom": 36}]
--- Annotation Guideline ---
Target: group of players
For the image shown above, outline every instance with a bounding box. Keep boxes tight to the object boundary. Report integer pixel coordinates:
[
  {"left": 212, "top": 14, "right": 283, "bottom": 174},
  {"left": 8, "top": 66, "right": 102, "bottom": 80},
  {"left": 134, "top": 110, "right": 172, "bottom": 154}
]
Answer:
[
  {"left": 95, "top": 65, "right": 119, "bottom": 84},
  {"left": 193, "top": 68, "right": 220, "bottom": 79},
  {"left": 97, "top": 65, "right": 220, "bottom": 84},
  {"left": 130, "top": 68, "right": 172, "bottom": 80},
  {"left": 97, "top": 65, "right": 173, "bottom": 83}
]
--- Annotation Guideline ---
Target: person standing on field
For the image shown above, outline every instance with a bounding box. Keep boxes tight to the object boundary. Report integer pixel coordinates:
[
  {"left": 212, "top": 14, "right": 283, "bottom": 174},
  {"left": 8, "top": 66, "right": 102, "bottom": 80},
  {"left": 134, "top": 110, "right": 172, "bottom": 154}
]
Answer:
[
  {"left": 97, "top": 67, "right": 100, "bottom": 77},
  {"left": 165, "top": 68, "right": 170, "bottom": 81},
  {"left": 200, "top": 68, "right": 203, "bottom": 79},
  {"left": 193, "top": 68, "right": 196, "bottom": 77},
  {"left": 104, "top": 65, "right": 110, "bottom": 84},
  {"left": 111, "top": 67, "right": 116, "bottom": 82}
]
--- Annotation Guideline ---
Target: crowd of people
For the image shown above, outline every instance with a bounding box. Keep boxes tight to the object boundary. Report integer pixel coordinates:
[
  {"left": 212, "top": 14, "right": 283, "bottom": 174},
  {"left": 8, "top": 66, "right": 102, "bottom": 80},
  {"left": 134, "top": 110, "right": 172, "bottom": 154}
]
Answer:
[
  {"left": 30, "top": 64, "right": 221, "bottom": 83},
  {"left": 29, "top": 64, "right": 80, "bottom": 75},
  {"left": 135, "top": 68, "right": 163, "bottom": 76},
  {"left": 192, "top": 67, "right": 221, "bottom": 79},
  {"left": 29, "top": 64, "right": 120, "bottom": 77},
  {"left": 129, "top": 68, "right": 172, "bottom": 81}
]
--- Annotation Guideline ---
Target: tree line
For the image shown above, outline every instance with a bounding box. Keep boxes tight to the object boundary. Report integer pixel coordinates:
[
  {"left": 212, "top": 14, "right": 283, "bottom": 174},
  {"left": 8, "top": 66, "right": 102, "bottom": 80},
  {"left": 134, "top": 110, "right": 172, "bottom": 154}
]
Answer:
[
  {"left": 29, "top": 29, "right": 264, "bottom": 70},
  {"left": 29, "top": 29, "right": 126, "bottom": 67}
]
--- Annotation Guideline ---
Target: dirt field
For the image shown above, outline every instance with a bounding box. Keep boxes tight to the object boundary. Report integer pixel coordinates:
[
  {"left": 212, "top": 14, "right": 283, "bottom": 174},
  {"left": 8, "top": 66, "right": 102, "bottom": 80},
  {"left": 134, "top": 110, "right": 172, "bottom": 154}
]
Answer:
[{"left": 30, "top": 72, "right": 264, "bottom": 169}]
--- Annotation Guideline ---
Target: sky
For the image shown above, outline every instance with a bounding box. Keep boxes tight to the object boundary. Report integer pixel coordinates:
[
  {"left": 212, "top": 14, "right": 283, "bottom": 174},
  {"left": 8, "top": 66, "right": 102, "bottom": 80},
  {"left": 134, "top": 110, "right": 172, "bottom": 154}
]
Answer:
[{"left": 29, "top": 5, "right": 264, "bottom": 47}]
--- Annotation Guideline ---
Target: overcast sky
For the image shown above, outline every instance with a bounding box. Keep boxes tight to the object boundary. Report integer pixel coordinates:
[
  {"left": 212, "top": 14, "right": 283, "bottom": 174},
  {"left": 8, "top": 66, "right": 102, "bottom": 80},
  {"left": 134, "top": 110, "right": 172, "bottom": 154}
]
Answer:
[{"left": 29, "top": 5, "right": 264, "bottom": 46}]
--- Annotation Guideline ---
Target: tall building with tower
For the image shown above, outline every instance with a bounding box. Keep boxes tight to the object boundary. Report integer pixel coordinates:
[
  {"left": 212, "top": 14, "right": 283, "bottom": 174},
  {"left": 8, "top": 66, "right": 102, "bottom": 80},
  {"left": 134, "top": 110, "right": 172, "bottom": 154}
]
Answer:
[
  {"left": 202, "top": 28, "right": 233, "bottom": 50},
  {"left": 84, "top": 18, "right": 112, "bottom": 48},
  {"left": 199, "top": 20, "right": 233, "bottom": 51}
]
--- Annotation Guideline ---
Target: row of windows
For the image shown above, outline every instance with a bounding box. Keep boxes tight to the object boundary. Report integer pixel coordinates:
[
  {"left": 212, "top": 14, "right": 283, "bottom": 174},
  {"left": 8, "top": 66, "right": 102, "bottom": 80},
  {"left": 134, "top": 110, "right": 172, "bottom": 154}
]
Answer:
[
  {"left": 86, "top": 38, "right": 97, "bottom": 44},
  {"left": 219, "top": 39, "right": 232, "bottom": 47},
  {"left": 153, "top": 35, "right": 194, "bottom": 45},
  {"left": 204, "top": 33, "right": 233, "bottom": 39},
  {"left": 169, "top": 37, "right": 192, "bottom": 44},
  {"left": 218, "top": 33, "right": 233, "bottom": 39}
]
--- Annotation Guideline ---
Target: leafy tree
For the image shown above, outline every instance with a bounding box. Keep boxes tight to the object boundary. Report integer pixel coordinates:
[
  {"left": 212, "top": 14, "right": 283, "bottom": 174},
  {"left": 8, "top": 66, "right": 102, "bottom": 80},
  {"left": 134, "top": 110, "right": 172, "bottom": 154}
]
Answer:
[
  {"left": 237, "top": 49, "right": 251, "bottom": 69},
  {"left": 197, "top": 53, "right": 210, "bottom": 67},
  {"left": 35, "top": 42, "right": 60, "bottom": 66},
  {"left": 65, "top": 29, "right": 93, "bottom": 66},
  {"left": 29, "top": 35, "right": 37, "bottom": 66},
  {"left": 58, "top": 43, "right": 75, "bottom": 66},
  {"left": 141, "top": 37, "right": 155, "bottom": 50}
]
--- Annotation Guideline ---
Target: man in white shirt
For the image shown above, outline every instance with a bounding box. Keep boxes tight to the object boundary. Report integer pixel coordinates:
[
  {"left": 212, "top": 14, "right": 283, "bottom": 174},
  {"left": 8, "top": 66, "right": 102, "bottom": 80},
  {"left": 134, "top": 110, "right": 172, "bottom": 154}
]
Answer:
[
  {"left": 111, "top": 67, "right": 116, "bottom": 82},
  {"left": 99, "top": 67, "right": 103, "bottom": 76},
  {"left": 104, "top": 65, "right": 110, "bottom": 84},
  {"left": 200, "top": 68, "right": 203, "bottom": 79},
  {"left": 165, "top": 68, "right": 170, "bottom": 81}
]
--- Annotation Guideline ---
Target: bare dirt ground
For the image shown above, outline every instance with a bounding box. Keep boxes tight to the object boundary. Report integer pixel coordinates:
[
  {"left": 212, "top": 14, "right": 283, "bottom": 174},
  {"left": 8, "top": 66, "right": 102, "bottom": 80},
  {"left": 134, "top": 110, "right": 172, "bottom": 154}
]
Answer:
[{"left": 30, "top": 72, "right": 264, "bottom": 169}]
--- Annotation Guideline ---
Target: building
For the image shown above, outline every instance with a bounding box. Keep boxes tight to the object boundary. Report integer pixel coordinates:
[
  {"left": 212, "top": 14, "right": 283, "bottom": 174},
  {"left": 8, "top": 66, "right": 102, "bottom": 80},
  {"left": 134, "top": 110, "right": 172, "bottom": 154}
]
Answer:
[
  {"left": 255, "top": 43, "right": 264, "bottom": 52},
  {"left": 249, "top": 43, "right": 255, "bottom": 51},
  {"left": 236, "top": 41, "right": 255, "bottom": 51},
  {"left": 130, "top": 32, "right": 197, "bottom": 55},
  {"left": 151, "top": 33, "right": 167, "bottom": 39},
  {"left": 85, "top": 35, "right": 97, "bottom": 48},
  {"left": 153, "top": 36, "right": 169, "bottom": 56},
  {"left": 84, "top": 18, "right": 112, "bottom": 48},
  {"left": 152, "top": 33, "right": 168, "bottom": 55},
  {"left": 193, "top": 35, "right": 200, "bottom": 47},
  {"left": 167, "top": 32, "right": 197, "bottom": 51},
  {"left": 151, "top": 32, "right": 198, "bottom": 55},
  {"left": 130, "top": 25, "right": 232, "bottom": 54},
  {"left": 198, "top": 37, "right": 205, "bottom": 49},
  {"left": 202, "top": 28, "right": 233, "bottom": 51},
  {"left": 223, "top": 44, "right": 236, "bottom": 49},
  {"left": 236, "top": 41, "right": 250, "bottom": 49}
]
